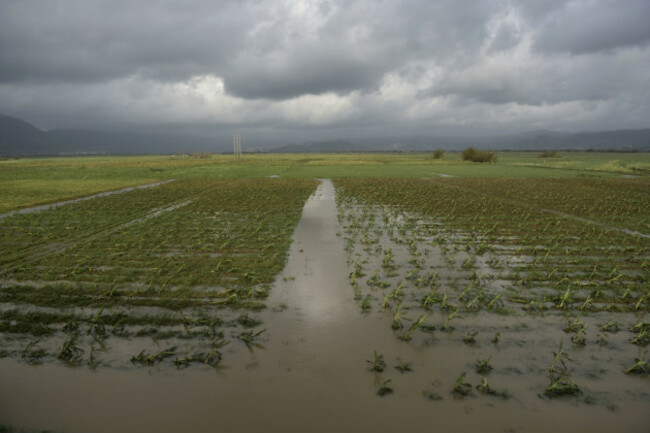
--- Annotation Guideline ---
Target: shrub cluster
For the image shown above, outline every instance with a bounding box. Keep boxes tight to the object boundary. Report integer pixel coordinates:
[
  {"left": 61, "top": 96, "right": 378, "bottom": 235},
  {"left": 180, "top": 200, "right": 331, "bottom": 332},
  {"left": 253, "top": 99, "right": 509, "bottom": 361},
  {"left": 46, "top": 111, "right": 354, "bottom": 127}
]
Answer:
[
  {"left": 432, "top": 149, "right": 444, "bottom": 159},
  {"left": 461, "top": 147, "right": 496, "bottom": 163}
]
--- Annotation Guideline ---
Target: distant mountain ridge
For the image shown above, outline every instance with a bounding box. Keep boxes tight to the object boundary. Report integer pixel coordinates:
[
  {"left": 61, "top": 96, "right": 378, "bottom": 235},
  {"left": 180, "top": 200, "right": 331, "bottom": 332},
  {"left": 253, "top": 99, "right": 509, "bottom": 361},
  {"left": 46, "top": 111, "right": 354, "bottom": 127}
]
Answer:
[
  {"left": 269, "top": 129, "right": 650, "bottom": 153},
  {"left": 0, "top": 114, "right": 231, "bottom": 156},
  {"left": 0, "top": 113, "right": 648, "bottom": 156}
]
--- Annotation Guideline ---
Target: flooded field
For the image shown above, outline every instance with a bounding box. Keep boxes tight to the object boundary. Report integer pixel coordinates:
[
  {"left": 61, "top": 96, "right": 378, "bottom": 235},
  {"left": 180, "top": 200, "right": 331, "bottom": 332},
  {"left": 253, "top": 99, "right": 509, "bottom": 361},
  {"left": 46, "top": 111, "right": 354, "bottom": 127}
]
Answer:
[{"left": 1, "top": 178, "right": 648, "bottom": 432}]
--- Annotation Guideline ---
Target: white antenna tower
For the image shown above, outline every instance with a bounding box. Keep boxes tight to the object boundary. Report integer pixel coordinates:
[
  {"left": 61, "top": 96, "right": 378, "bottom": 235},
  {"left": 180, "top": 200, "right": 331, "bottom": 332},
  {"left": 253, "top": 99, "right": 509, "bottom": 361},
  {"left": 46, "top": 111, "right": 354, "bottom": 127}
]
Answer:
[{"left": 233, "top": 132, "right": 242, "bottom": 160}]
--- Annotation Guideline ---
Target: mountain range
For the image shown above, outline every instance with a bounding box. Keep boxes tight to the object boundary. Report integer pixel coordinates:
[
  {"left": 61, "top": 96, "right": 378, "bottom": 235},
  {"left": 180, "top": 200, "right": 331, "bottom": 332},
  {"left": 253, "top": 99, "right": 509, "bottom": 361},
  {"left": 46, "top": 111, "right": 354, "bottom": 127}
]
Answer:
[{"left": 1, "top": 113, "right": 648, "bottom": 156}]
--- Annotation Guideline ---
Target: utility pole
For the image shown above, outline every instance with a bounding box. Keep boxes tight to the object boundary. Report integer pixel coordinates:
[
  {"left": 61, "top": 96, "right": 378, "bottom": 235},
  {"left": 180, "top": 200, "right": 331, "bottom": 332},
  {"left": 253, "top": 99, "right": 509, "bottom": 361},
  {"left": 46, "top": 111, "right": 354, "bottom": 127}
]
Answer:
[{"left": 233, "top": 132, "right": 242, "bottom": 160}]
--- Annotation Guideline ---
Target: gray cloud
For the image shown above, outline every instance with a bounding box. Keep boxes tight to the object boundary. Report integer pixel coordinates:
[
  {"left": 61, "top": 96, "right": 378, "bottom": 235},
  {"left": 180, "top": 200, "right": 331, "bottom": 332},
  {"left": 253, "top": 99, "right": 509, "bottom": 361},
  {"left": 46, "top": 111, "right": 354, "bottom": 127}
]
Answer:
[
  {"left": 0, "top": 0, "right": 648, "bottom": 136},
  {"left": 533, "top": 0, "right": 650, "bottom": 54}
]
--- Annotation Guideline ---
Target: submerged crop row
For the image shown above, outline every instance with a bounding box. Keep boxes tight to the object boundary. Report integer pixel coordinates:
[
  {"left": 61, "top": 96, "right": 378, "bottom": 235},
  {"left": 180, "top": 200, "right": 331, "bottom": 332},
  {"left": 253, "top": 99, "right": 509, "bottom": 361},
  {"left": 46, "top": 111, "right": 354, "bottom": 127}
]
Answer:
[
  {"left": 334, "top": 178, "right": 649, "bottom": 404},
  {"left": 0, "top": 178, "right": 319, "bottom": 368}
]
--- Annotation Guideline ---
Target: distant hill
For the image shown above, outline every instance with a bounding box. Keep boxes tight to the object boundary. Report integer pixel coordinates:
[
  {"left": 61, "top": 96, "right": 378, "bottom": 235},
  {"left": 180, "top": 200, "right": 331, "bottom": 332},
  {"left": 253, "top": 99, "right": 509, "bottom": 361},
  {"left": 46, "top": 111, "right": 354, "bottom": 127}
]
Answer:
[
  {"left": 48, "top": 129, "right": 229, "bottom": 155},
  {"left": 0, "top": 114, "right": 230, "bottom": 156},
  {"left": 270, "top": 130, "right": 650, "bottom": 153},
  {"left": 513, "top": 129, "right": 650, "bottom": 151},
  {"left": 0, "top": 113, "right": 61, "bottom": 155},
  {"left": 0, "top": 113, "right": 648, "bottom": 156},
  {"left": 269, "top": 139, "right": 364, "bottom": 153}
]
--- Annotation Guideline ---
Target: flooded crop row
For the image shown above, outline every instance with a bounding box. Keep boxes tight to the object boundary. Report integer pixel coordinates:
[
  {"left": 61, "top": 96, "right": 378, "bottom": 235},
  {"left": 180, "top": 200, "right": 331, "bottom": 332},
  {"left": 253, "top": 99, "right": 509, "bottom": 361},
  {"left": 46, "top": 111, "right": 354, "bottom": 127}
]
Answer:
[
  {"left": 1, "top": 177, "right": 648, "bottom": 432},
  {"left": 0, "top": 178, "right": 318, "bottom": 371},
  {"left": 333, "top": 178, "right": 648, "bottom": 421}
]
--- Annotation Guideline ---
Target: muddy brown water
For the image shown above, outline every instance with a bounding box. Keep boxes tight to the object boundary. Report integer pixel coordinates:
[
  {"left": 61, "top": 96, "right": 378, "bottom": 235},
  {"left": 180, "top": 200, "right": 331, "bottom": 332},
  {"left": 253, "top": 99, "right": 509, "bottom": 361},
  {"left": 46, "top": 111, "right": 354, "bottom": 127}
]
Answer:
[{"left": 0, "top": 180, "right": 648, "bottom": 433}]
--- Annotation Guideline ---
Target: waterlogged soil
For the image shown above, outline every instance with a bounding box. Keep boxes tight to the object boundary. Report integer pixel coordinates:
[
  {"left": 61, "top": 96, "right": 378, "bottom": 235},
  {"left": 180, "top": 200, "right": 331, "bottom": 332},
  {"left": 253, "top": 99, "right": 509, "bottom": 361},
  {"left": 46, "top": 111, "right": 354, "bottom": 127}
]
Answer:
[
  {"left": 1, "top": 180, "right": 648, "bottom": 433},
  {"left": 0, "top": 180, "right": 174, "bottom": 221}
]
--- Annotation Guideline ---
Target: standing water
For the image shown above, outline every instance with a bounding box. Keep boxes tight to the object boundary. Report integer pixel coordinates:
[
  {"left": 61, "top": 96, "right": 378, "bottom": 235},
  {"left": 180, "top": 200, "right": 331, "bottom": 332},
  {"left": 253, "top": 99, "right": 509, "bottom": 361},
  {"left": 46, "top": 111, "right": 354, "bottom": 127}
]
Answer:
[{"left": 0, "top": 180, "right": 647, "bottom": 432}]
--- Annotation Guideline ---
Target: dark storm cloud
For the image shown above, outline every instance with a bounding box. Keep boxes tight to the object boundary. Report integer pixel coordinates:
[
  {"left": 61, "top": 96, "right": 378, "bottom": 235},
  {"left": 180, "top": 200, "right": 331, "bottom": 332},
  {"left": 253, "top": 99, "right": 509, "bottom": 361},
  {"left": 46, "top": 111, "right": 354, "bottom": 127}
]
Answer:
[
  {"left": 0, "top": 0, "right": 648, "bottom": 134},
  {"left": 0, "top": 0, "right": 494, "bottom": 97},
  {"left": 533, "top": 0, "right": 650, "bottom": 54},
  {"left": 0, "top": 0, "right": 246, "bottom": 83}
]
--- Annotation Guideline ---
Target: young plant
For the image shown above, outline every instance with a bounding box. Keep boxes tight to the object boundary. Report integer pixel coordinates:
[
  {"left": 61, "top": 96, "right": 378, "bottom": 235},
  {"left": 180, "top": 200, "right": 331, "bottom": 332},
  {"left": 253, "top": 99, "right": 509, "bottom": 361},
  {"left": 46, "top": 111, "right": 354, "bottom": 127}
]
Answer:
[
  {"left": 57, "top": 334, "right": 84, "bottom": 366},
  {"left": 361, "top": 295, "right": 372, "bottom": 312},
  {"left": 441, "top": 308, "right": 457, "bottom": 331},
  {"left": 395, "top": 359, "right": 412, "bottom": 373},
  {"left": 475, "top": 357, "right": 493, "bottom": 374},
  {"left": 544, "top": 376, "right": 581, "bottom": 398},
  {"left": 476, "top": 377, "right": 510, "bottom": 399},
  {"left": 624, "top": 353, "right": 649, "bottom": 374},
  {"left": 600, "top": 320, "right": 620, "bottom": 333},
  {"left": 376, "top": 377, "right": 393, "bottom": 396},
  {"left": 571, "top": 327, "right": 587, "bottom": 345},
  {"left": 131, "top": 346, "right": 177, "bottom": 366},
  {"left": 453, "top": 372, "right": 472, "bottom": 398},
  {"left": 549, "top": 341, "right": 572, "bottom": 373},
  {"left": 463, "top": 331, "right": 477, "bottom": 345},
  {"left": 391, "top": 303, "right": 405, "bottom": 330},
  {"left": 564, "top": 318, "right": 586, "bottom": 334},
  {"left": 237, "top": 329, "right": 265, "bottom": 347},
  {"left": 366, "top": 351, "right": 386, "bottom": 372},
  {"left": 400, "top": 314, "right": 428, "bottom": 341}
]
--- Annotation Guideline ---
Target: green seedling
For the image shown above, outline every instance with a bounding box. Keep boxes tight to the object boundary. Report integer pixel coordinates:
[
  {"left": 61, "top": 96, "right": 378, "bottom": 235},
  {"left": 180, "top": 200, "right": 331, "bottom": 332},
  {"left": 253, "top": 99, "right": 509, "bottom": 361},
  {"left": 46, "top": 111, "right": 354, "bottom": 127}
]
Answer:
[
  {"left": 463, "top": 331, "right": 477, "bottom": 345},
  {"left": 491, "top": 332, "right": 500, "bottom": 344},
  {"left": 57, "top": 334, "right": 84, "bottom": 366},
  {"left": 441, "top": 308, "right": 457, "bottom": 331},
  {"left": 395, "top": 359, "right": 412, "bottom": 373},
  {"left": 487, "top": 293, "right": 503, "bottom": 310},
  {"left": 571, "top": 328, "right": 587, "bottom": 346},
  {"left": 564, "top": 318, "right": 586, "bottom": 334},
  {"left": 544, "top": 376, "right": 582, "bottom": 398},
  {"left": 238, "top": 329, "right": 265, "bottom": 347},
  {"left": 174, "top": 347, "right": 223, "bottom": 369},
  {"left": 131, "top": 346, "right": 177, "bottom": 366},
  {"left": 476, "top": 357, "right": 493, "bottom": 374},
  {"left": 629, "top": 322, "right": 650, "bottom": 333},
  {"left": 555, "top": 287, "right": 572, "bottom": 309},
  {"left": 476, "top": 378, "right": 510, "bottom": 399},
  {"left": 400, "top": 314, "right": 427, "bottom": 341},
  {"left": 549, "top": 341, "right": 572, "bottom": 373},
  {"left": 624, "top": 353, "right": 649, "bottom": 374},
  {"left": 453, "top": 372, "right": 472, "bottom": 398},
  {"left": 630, "top": 329, "right": 650, "bottom": 346},
  {"left": 600, "top": 320, "right": 620, "bottom": 333},
  {"left": 382, "top": 249, "right": 394, "bottom": 268},
  {"left": 387, "top": 282, "right": 405, "bottom": 301},
  {"left": 421, "top": 291, "right": 440, "bottom": 309},
  {"left": 391, "top": 304, "right": 405, "bottom": 330},
  {"left": 361, "top": 295, "right": 372, "bottom": 312},
  {"left": 376, "top": 377, "right": 393, "bottom": 397},
  {"left": 367, "top": 351, "right": 386, "bottom": 372}
]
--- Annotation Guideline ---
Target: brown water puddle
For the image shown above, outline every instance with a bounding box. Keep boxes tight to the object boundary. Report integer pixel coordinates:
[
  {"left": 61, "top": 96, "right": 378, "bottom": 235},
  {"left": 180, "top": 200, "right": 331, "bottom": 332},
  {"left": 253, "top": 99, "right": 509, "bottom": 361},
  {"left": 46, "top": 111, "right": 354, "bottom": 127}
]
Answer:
[{"left": 0, "top": 180, "right": 648, "bottom": 433}]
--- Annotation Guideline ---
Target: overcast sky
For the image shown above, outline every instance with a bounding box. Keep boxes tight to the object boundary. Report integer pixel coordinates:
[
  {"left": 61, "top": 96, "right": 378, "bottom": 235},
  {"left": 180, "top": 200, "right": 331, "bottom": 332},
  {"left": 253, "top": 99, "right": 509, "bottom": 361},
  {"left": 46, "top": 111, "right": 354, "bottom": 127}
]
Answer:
[{"left": 1, "top": 0, "right": 649, "bottom": 140}]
